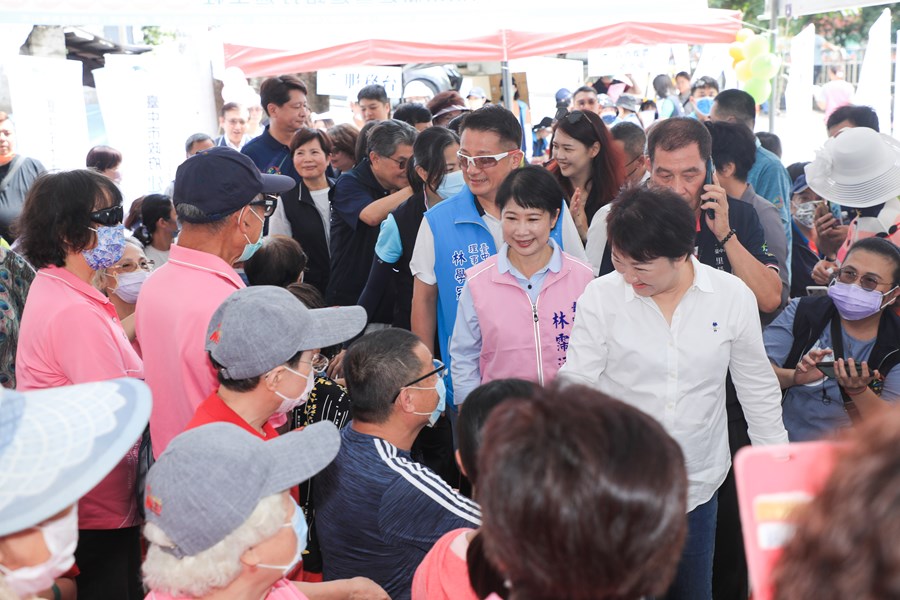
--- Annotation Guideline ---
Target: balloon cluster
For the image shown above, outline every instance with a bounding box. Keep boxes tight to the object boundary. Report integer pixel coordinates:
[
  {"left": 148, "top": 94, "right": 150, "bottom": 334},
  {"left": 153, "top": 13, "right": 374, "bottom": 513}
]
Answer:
[{"left": 728, "top": 28, "right": 781, "bottom": 104}]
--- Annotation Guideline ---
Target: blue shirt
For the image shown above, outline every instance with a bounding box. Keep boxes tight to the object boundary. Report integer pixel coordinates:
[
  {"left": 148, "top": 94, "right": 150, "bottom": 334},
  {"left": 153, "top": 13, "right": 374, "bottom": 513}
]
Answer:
[
  {"left": 240, "top": 125, "right": 301, "bottom": 184},
  {"left": 314, "top": 425, "right": 481, "bottom": 600},
  {"left": 451, "top": 240, "right": 563, "bottom": 404},
  {"left": 764, "top": 299, "right": 900, "bottom": 441},
  {"left": 747, "top": 140, "right": 793, "bottom": 278}
]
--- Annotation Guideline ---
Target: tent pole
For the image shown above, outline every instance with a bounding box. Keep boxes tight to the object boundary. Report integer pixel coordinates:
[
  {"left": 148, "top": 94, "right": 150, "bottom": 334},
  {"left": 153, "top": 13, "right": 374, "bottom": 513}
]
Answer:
[
  {"left": 769, "top": 0, "right": 777, "bottom": 133},
  {"left": 502, "top": 62, "right": 515, "bottom": 113}
]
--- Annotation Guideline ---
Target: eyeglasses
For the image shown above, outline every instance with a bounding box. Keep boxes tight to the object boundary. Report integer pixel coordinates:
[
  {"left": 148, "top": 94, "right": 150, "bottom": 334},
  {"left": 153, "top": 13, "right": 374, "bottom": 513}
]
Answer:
[
  {"left": 249, "top": 194, "right": 278, "bottom": 218},
  {"left": 457, "top": 151, "right": 512, "bottom": 170},
  {"left": 300, "top": 353, "right": 329, "bottom": 375},
  {"left": 393, "top": 359, "right": 446, "bottom": 401},
  {"left": 383, "top": 155, "right": 410, "bottom": 170},
  {"left": 111, "top": 259, "right": 154, "bottom": 273},
  {"left": 835, "top": 266, "right": 888, "bottom": 291},
  {"left": 89, "top": 205, "right": 124, "bottom": 226}
]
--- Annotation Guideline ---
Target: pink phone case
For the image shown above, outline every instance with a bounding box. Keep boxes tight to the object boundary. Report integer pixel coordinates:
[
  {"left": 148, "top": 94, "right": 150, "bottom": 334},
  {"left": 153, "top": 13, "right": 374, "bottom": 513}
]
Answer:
[{"left": 734, "top": 441, "right": 841, "bottom": 600}]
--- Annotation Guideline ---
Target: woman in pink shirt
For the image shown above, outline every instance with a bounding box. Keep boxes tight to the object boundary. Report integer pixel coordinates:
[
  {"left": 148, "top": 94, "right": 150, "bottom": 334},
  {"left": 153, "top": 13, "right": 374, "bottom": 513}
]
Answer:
[{"left": 15, "top": 169, "right": 145, "bottom": 600}]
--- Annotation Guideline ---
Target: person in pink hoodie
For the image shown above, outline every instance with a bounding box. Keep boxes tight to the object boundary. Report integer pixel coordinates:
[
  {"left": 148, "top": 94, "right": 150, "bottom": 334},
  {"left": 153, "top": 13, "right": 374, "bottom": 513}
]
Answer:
[{"left": 449, "top": 167, "right": 594, "bottom": 406}]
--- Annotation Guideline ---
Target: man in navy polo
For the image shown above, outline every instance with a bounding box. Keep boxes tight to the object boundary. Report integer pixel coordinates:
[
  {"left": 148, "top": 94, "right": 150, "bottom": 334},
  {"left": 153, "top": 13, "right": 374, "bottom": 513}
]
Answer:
[{"left": 242, "top": 75, "right": 310, "bottom": 184}]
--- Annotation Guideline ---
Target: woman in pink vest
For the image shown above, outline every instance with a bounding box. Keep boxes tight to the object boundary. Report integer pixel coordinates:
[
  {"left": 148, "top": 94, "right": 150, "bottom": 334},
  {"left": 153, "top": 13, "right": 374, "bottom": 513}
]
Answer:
[{"left": 450, "top": 166, "right": 594, "bottom": 405}]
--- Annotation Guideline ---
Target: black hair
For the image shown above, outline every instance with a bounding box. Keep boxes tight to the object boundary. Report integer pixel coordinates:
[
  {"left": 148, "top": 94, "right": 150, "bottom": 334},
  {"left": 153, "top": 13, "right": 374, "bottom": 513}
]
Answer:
[
  {"left": 392, "top": 103, "right": 433, "bottom": 127},
  {"left": 134, "top": 194, "right": 174, "bottom": 245},
  {"left": 826, "top": 105, "right": 880, "bottom": 133},
  {"left": 260, "top": 75, "right": 308, "bottom": 117},
  {"left": 675, "top": 71, "right": 691, "bottom": 81},
  {"left": 15, "top": 169, "right": 123, "bottom": 268},
  {"left": 459, "top": 104, "right": 522, "bottom": 150},
  {"left": 244, "top": 235, "right": 308, "bottom": 288},
  {"left": 358, "top": 84, "right": 389, "bottom": 104},
  {"left": 212, "top": 350, "right": 303, "bottom": 392},
  {"left": 367, "top": 119, "right": 418, "bottom": 158},
  {"left": 607, "top": 185, "right": 696, "bottom": 262},
  {"left": 846, "top": 237, "right": 900, "bottom": 285},
  {"left": 85, "top": 145, "right": 122, "bottom": 171},
  {"left": 354, "top": 120, "right": 381, "bottom": 164},
  {"left": 345, "top": 329, "right": 423, "bottom": 424},
  {"left": 705, "top": 120, "right": 757, "bottom": 182},
  {"left": 647, "top": 117, "right": 711, "bottom": 163},
  {"left": 572, "top": 85, "right": 597, "bottom": 98},
  {"left": 652, "top": 74, "right": 676, "bottom": 98},
  {"left": 496, "top": 166, "right": 564, "bottom": 218},
  {"left": 610, "top": 121, "right": 647, "bottom": 160},
  {"left": 220, "top": 102, "right": 245, "bottom": 117},
  {"left": 712, "top": 89, "right": 756, "bottom": 128},
  {"left": 756, "top": 131, "right": 782, "bottom": 158},
  {"left": 408, "top": 126, "right": 459, "bottom": 195},
  {"left": 458, "top": 379, "right": 536, "bottom": 487},
  {"left": 691, "top": 75, "right": 720, "bottom": 94}
]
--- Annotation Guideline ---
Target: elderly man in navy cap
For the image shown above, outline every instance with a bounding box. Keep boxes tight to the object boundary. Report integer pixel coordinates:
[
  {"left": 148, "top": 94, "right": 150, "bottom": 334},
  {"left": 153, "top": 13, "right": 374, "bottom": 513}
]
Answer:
[{"left": 135, "top": 147, "right": 295, "bottom": 458}]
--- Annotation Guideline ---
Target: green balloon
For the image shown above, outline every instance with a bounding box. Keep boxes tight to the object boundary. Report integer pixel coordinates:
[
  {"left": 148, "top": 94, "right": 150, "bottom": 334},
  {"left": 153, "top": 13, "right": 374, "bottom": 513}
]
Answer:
[
  {"left": 744, "top": 36, "right": 770, "bottom": 59},
  {"left": 751, "top": 54, "right": 781, "bottom": 80},
  {"left": 743, "top": 78, "right": 772, "bottom": 104}
]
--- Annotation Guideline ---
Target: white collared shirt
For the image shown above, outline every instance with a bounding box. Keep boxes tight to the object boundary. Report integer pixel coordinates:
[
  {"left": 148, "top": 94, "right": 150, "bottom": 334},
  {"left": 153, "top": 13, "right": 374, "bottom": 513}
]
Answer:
[{"left": 558, "top": 256, "right": 788, "bottom": 511}]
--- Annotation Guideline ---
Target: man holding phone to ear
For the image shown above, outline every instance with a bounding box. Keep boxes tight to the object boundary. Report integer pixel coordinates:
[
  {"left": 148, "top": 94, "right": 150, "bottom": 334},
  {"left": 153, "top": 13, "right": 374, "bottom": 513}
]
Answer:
[{"left": 646, "top": 118, "right": 782, "bottom": 313}]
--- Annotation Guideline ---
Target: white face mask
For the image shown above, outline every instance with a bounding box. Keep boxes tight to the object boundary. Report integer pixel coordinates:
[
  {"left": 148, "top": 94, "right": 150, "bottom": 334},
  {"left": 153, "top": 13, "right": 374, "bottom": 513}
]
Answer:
[
  {"left": 0, "top": 507, "right": 79, "bottom": 597},
  {"left": 273, "top": 366, "right": 314, "bottom": 414},
  {"left": 112, "top": 269, "right": 150, "bottom": 304}
]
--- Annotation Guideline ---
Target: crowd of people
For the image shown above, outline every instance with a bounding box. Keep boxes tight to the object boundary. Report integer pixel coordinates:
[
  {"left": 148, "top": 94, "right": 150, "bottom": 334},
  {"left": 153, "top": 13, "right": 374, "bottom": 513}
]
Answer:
[{"left": 1, "top": 66, "right": 900, "bottom": 600}]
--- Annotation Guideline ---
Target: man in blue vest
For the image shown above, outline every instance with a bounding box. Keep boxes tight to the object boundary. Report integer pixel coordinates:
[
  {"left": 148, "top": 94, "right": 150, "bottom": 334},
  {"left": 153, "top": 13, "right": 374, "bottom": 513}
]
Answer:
[{"left": 410, "top": 105, "right": 585, "bottom": 406}]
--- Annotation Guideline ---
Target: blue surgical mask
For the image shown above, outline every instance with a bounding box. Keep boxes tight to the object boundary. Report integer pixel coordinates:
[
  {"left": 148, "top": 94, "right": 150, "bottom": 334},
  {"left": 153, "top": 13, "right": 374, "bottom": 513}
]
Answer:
[
  {"left": 601, "top": 114, "right": 617, "bottom": 125},
  {"left": 237, "top": 206, "right": 264, "bottom": 262},
  {"left": 82, "top": 224, "right": 126, "bottom": 270},
  {"left": 695, "top": 97, "right": 714, "bottom": 116},
  {"left": 436, "top": 169, "right": 465, "bottom": 200},
  {"left": 410, "top": 377, "right": 446, "bottom": 427},
  {"left": 256, "top": 498, "right": 308, "bottom": 576}
]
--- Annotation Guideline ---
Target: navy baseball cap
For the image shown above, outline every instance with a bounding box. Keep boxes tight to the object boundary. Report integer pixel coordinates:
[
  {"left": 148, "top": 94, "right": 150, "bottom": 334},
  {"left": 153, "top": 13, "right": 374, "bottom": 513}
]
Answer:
[
  {"left": 173, "top": 147, "right": 295, "bottom": 223},
  {"left": 791, "top": 174, "right": 809, "bottom": 196}
]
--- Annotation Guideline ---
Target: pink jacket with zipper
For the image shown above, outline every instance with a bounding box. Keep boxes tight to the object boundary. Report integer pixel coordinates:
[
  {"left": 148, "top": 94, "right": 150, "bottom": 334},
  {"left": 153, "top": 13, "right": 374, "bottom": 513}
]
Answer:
[{"left": 465, "top": 252, "right": 593, "bottom": 386}]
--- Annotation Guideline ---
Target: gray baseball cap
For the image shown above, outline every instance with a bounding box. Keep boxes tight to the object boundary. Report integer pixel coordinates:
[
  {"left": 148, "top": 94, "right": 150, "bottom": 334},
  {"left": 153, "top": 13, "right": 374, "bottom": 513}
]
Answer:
[
  {"left": 206, "top": 286, "right": 366, "bottom": 380},
  {"left": 0, "top": 379, "right": 152, "bottom": 536},
  {"left": 144, "top": 420, "right": 340, "bottom": 558}
]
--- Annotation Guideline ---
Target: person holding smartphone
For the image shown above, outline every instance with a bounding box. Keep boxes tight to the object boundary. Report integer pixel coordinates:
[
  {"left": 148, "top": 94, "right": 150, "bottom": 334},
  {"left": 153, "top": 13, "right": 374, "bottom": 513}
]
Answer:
[{"left": 764, "top": 237, "right": 900, "bottom": 442}]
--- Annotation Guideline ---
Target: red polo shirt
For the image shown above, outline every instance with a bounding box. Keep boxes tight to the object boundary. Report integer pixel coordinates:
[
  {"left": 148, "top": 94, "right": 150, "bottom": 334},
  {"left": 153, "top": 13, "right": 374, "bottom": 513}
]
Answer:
[{"left": 185, "top": 391, "right": 279, "bottom": 440}]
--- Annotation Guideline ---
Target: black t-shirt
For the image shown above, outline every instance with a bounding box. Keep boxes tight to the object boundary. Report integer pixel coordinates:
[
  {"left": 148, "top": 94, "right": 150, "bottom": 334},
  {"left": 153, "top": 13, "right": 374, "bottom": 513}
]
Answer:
[{"left": 326, "top": 159, "right": 390, "bottom": 307}]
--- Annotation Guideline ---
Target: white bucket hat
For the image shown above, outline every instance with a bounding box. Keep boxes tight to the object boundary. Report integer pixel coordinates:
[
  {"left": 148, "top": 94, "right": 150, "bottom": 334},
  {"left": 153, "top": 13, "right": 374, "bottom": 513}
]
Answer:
[{"left": 805, "top": 127, "right": 900, "bottom": 208}]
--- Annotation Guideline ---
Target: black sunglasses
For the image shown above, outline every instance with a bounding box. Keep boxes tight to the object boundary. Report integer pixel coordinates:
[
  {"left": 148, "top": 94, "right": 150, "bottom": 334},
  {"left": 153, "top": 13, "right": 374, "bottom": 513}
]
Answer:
[
  {"left": 249, "top": 194, "right": 278, "bottom": 218},
  {"left": 563, "top": 110, "right": 605, "bottom": 143},
  {"left": 89, "top": 205, "right": 124, "bottom": 226}
]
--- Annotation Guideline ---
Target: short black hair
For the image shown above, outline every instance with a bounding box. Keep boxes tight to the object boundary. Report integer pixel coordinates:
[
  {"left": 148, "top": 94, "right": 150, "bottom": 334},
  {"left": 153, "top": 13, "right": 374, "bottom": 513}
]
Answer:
[
  {"left": 712, "top": 89, "right": 756, "bottom": 128},
  {"left": 392, "top": 103, "right": 433, "bottom": 127},
  {"left": 345, "top": 329, "right": 423, "bottom": 424},
  {"left": 756, "top": 131, "right": 782, "bottom": 158},
  {"left": 676, "top": 71, "right": 690, "bottom": 80},
  {"left": 458, "top": 379, "right": 536, "bottom": 487},
  {"left": 607, "top": 185, "right": 696, "bottom": 262},
  {"left": 244, "top": 235, "right": 307, "bottom": 288},
  {"left": 572, "top": 85, "right": 597, "bottom": 98},
  {"left": 610, "top": 121, "right": 646, "bottom": 159},
  {"left": 15, "top": 169, "right": 123, "bottom": 268},
  {"left": 212, "top": 351, "right": 302, "bottom": 392},
  {"left": 85, "top": 145, "right": 122, "bottom": 171},
  {"left": 358, "top": 84, "right": 389, "bottom": 104},
  {"left": 459, "top": 104, "right": 522, "bottom": 150},
  {"left": 647, "top": 117, "right": 711, "bottom": 163},
  {"left": 260, "top": 75, "right": 308, "bottom": 117},
  {"left": 134, "top": 194, "right": 174, "bottom": 244},
  {"left": 826, "top": 104, "right": 880, "bottom": 133},
  {"left": 220, "top": 102, "right": 246, "bottom": 117},
  {"left": 496, "top": 166, "right": 563, "bottom": 216},
  {"left": 706, "top": 120, "right": 757, "bottom": 182},
  {"left": 691, "top": 75, "right": 719, "bottom": 94}
]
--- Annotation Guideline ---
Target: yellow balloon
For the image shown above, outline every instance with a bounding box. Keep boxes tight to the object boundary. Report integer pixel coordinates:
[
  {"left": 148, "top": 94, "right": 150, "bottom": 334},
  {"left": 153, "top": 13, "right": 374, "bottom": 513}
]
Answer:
[
  {"left": 736, "top": 28, "right": 755, "bottom": 43},
  {"left": 729, "top": 41, "right": 746, "bottom": 62},
  {"left": 735, "top": 60, "right": 754, "bottom": 83},
  {"left": 745, "top": 36, "right": 770, "bottom": 60}
]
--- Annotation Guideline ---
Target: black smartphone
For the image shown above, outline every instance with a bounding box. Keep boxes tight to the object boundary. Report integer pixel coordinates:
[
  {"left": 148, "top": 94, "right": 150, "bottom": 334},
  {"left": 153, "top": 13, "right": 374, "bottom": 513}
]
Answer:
[
  {"left": 705, "top": 157, "right": 716, "bottom": 220},
  {"left": 816, "top": 361, "right": 836, "bottom": 379}
]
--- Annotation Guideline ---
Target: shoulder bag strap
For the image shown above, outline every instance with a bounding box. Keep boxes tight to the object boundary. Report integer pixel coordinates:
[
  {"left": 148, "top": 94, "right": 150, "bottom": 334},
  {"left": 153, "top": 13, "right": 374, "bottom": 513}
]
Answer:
[{"left": 830, "top": 315, "right": 862, "bottom": 425}]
